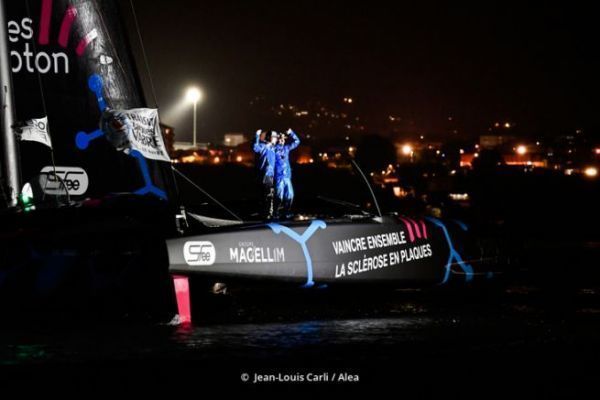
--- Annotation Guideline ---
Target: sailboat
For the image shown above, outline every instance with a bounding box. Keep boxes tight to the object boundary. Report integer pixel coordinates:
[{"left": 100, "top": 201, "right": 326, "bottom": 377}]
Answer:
[
  {"left": 0, "top": 0, "right": 506, "bottom": 324},
  {"left": 0, "top": 0, "right": 178, "bottom": 319}
]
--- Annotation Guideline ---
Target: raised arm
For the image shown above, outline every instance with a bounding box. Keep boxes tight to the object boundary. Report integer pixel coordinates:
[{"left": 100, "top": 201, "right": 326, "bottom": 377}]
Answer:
[
  {"left": 286, "top": 129, "right": 300, "bottom": 151},
  {"left": 253, "top": 129, "right": 264, "bottom": 153}
]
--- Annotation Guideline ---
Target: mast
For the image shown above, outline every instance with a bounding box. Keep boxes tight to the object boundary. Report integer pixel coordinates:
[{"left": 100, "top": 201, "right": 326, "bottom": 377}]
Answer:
[{"left": 0, "top": 0, "right": 21, "bottom": 207}]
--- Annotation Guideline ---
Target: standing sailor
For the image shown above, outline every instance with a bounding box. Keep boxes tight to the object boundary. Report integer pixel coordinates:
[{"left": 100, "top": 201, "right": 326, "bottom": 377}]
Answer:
[
  {"left": 253, "top": 129, "right": 278, "bottom": 219},
  {"left": 274, "top": 128, "right": 300, "bottom": 219}
]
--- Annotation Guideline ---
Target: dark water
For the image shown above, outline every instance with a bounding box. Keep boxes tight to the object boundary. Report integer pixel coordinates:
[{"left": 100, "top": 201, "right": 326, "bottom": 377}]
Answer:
[{"left": 2, "top": 283, "right": 600, "bottom": 396}]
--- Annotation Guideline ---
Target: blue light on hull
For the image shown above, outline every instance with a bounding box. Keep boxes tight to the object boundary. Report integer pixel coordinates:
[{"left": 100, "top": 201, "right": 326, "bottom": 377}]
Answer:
[
  {"left": 425, "top": 217, "right": 474, "bottom": 284},
  {"left": 268, "top": 220, "right": 327, "bottom": 288}
]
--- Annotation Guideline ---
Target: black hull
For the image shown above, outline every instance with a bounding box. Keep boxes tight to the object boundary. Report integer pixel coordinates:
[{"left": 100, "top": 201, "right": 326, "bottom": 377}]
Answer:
[
  {"left": 0, "top": 197, "right": 176, "bottom": 321},
  {"left": 167, "top": 215, "right": 501, "bottom": 288}
]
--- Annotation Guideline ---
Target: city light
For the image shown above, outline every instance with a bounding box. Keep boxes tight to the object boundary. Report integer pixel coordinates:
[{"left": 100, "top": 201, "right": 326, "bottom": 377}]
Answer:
[
  {"left": 516, "top": 145, "right": 527, "bottom": 155},
  {"left": 449, "top": 193, "right": 470, "bottom": 201},
  {"left": 181, "top": 155, "right": 196, "bottom": 163},
  {"left": 393, "top": 186, "right": 410, "bottom": 198},
  {"left": 584, "top": 167, "right": 598, "bottom": 178}
]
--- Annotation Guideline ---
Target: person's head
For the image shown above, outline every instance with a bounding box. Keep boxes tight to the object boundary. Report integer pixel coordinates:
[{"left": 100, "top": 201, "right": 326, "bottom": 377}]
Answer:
[
  {"left": 268, "top": 131, "right": 279, "bottom": 145},
  {"left": 278, "top": 132, "right": 287, "bottom": 145}
]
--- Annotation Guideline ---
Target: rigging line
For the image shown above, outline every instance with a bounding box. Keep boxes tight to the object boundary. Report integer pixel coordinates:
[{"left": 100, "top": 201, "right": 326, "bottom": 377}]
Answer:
[
  {"left": 128, "top": 0, "right": 159, "bottom": 109},
  {"left": 24, "top": 0, "right": 57, "bottom": 202},
  {"left": 171, "top": 166, "right": 243, "bottom": 222},
  {"left": 351, "top": 159, "right": 383, "bottom": 219},
  {"left": 128, "top": 0, "right": 183, "bottom": 206}
]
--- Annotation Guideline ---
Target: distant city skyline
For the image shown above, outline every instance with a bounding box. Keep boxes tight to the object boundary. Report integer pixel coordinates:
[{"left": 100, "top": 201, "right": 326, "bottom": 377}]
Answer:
[{"left": 132, "top": 1, "right": 600, "bottom": 142}]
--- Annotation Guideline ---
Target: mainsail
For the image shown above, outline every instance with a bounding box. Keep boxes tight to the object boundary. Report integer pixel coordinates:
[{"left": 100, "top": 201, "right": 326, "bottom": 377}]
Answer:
[{"left": 5, "top": 0, "right": 173, "bottom": 201}]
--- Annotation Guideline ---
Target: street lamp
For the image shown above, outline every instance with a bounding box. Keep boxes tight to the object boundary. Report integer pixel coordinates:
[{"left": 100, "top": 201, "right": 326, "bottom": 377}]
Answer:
[{"left": 185, "top": 87, "right": 203, "bottom": 148}]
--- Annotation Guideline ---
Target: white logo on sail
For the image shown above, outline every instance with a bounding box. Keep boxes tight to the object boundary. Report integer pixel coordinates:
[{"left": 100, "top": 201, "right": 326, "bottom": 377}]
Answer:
[
  {"left": 184, "top": 241, "right": 216, "bottom": 266},
  {"left": 8, "top": 18, "right": 70, "bottom": 75},
  {"left": 40, "top": 166, "right": 89, "bottom": 196}
]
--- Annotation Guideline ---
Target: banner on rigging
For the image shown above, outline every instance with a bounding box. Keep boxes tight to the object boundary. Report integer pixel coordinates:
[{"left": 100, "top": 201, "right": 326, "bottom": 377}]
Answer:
[
  {"left": 18, "top": 117, "right": 53, "bottom": 149},
  {"left": 102, "top": 108, "right": 170, "bottom": 162}
]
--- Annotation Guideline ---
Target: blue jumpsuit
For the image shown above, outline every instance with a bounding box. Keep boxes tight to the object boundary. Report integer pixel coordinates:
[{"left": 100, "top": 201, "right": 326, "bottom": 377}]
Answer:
[
  {"left": 253, "top": 133, "right": 277, "bottom": 217},
  {"left": 275, "top": 130, "right": 300, "bottom": 214}
]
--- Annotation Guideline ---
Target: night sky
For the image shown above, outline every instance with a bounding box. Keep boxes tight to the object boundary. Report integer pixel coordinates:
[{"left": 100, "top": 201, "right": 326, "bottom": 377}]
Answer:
[{"left": 131, "top": 1, "right": 600, "bottom": 142}]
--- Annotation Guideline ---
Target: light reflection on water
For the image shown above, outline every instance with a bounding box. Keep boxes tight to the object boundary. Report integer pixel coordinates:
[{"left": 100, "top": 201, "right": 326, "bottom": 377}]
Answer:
[
  {"left": 171, "top": 316, "right": 431, "bottom": 350},
  {"left": 0, "top": 315, "right": 435, "bottom": 365},
  {"left": 2, "top": 286, "right": 600, "bottom": 366}
]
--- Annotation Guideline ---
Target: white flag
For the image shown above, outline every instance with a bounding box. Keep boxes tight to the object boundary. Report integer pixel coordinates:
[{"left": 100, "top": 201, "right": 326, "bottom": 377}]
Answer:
[
  {"left": 102, "top": 108, "right": 170, "bottom": 162},
  {"left": 19, "top": 117, "right": 52, "bottom": 148}
]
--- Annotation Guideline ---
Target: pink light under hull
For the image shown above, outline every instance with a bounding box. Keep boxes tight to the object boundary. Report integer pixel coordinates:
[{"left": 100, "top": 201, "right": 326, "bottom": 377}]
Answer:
[{"left": 172, "top": 275, "right": 192, "bottom": 324}]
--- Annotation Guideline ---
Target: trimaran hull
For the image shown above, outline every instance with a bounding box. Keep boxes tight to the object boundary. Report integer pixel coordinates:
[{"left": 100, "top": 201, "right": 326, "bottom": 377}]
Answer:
[
  {"left": 168, "top": 216, "right": 497, "bottom": 287},
  {"left": 0, "top": 0, "right": 504, "bottom": 324}
]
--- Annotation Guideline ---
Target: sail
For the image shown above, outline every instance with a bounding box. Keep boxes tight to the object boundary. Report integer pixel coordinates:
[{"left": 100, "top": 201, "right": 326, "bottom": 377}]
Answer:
[{"left": 5, "top": 0, "right": 173, "bottom": 201}]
